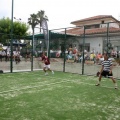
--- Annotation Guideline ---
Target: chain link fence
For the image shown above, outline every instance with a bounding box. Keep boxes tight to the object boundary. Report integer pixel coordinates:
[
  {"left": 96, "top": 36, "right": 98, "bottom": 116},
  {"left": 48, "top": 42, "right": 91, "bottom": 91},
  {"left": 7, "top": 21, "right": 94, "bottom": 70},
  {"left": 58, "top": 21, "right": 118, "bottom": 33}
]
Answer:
[{"left": 0, "top": 22, "right": 120, "bottom": 79}]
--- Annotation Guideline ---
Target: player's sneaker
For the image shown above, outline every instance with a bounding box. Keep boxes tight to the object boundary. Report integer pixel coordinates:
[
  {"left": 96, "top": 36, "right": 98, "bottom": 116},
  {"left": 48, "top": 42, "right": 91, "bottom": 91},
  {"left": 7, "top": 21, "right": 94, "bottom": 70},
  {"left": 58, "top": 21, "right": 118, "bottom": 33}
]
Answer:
[
  {"left": 95, "top": 84, "right": 100, "bottom": 86},
  {"left": 45, "top": 72, "right": 48, "bottom": 75},
  {"left": 52, "top": 71, "right": 54, "bottom": 74},
  {"left": 115, "top": 86, "right": 118, "bottom": 89}
]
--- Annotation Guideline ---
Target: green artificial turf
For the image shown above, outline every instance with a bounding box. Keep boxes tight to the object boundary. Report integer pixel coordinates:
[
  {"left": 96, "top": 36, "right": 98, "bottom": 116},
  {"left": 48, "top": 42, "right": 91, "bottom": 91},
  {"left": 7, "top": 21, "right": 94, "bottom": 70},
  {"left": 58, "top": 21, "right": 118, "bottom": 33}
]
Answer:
[{"left": 0, "top": 71, "right": 120, "bottom": 120}]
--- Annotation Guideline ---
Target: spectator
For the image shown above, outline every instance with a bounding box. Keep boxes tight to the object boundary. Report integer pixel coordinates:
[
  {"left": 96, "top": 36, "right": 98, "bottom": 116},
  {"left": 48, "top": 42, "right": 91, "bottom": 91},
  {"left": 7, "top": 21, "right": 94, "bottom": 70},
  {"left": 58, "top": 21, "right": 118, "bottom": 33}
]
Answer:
[
  {"left": 90, "top": 52, "right": 96, "bottom": 63},
  {"left": 111, "top": 49, "right": 117, "bottom": 58},
  {"left": 0, "top": 50, "right": 2, "bottom": 62},
  {"left": 14, "top": 51, "right": 21, "bottom": 64},
  {"left": 25, "top": 50, "right": 31, "bottom": 62},
  {"left": 96, "top": 52, "right": 102, "bottom": 64},
  {"left": 117, "top": 51, "right": 119, "bottom": 58}
]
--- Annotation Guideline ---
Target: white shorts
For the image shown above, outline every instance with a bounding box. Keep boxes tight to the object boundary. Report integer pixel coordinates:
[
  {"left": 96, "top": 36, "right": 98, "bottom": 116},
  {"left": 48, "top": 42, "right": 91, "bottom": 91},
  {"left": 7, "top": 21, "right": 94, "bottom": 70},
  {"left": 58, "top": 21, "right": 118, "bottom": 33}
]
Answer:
[{"left": 44, "top": 64, "right": 50, "bottom": 69}]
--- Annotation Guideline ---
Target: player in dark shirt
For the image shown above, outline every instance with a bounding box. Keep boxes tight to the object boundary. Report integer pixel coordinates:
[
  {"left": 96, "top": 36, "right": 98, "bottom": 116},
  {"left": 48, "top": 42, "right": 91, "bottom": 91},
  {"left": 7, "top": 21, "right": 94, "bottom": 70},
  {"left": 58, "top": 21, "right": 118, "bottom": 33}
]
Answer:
[{"left": 41, "top": 52, "right": 54, "bottom": 75}]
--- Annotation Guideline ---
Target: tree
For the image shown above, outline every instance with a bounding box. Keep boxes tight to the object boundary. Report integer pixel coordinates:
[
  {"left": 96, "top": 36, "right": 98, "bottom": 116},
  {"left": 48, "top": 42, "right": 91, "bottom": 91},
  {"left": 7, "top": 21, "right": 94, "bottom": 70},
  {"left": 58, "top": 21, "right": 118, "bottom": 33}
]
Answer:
[
  {"left": 27, "top": 10, "right": 49, "bottom": 52},
  {"left": 28, "top": 14, "right": 38, "bottom": 32},
  {"left": 37, "top": 10, "right": 48, "bottom": 33},
  {"left": 28, "top": 13, "right": 39, "bottom": 50},
  {"left": 0, "top": 17, "right": 11, "bottom": 44},
  {"left": 28, "top": 13, "right": 39, "bottom": 71},
  {"left": 14, "top": 21, "right": 29, "bottom": 38},
  {"left": 0, "top": 17, "right": 29, "bottom": 45}
]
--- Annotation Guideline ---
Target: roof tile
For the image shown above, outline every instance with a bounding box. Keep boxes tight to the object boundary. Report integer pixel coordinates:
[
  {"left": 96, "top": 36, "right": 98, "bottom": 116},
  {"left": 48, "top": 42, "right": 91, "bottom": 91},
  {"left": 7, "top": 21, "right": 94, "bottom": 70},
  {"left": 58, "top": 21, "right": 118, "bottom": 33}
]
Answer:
[
  {"left": 71, "top": 15, "right": 118, "bottom": 24},
  {"left": 66, "top": 27, "right": 120, "bottom": 35}
]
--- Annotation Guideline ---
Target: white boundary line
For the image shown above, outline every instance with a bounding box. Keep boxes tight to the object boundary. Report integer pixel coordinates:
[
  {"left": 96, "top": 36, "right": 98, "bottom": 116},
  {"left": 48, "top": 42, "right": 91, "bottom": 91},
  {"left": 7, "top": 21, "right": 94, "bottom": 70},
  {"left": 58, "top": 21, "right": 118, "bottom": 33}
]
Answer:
[{"left": 0, "top": 74, "right": 119, "bottom": 94}]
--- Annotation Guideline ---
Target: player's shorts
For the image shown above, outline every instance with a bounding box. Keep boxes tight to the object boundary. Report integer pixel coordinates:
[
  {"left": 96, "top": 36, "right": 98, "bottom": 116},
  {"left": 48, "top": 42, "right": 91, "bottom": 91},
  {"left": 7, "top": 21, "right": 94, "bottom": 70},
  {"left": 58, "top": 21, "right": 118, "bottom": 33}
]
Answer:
[
  {"left": 44, "top": 64, "right": 50, "bottom": 69},
  {"left": 101, "top": 70, "right": 113, "bottom": 77}
]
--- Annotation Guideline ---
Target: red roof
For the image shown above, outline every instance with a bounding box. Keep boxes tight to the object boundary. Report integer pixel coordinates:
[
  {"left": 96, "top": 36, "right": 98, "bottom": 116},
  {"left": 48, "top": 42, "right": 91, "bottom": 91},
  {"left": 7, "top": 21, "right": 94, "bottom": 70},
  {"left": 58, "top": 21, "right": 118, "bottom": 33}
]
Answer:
[
  {"left": 66, "top": 27, "right": 120, "bottom": 35},
  {"left": 71, "top": 15, "right": 119, "bottom": 24}
]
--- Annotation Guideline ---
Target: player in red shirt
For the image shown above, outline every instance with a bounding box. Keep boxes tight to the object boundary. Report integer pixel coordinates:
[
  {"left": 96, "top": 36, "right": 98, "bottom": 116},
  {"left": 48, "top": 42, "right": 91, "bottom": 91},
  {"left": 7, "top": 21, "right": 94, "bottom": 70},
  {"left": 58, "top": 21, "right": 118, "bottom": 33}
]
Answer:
[{"left": 41, "top": 52, "right": 54, "bottom": 75}]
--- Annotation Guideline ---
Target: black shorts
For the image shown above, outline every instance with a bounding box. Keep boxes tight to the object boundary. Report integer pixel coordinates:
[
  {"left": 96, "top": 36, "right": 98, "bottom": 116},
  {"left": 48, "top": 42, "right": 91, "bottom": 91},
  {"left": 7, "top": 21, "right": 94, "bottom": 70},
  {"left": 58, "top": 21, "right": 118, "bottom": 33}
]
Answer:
[{"left": 101, "top": 71, "right": 113, "bottom": 77}]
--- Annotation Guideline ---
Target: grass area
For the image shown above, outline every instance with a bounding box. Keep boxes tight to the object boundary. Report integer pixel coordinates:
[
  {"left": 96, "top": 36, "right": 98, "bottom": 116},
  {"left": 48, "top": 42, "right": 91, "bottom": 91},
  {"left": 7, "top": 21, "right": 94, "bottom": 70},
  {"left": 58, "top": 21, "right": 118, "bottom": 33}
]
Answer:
[{"left": 0, "top": 71, "right": 120, "bottom": 120}]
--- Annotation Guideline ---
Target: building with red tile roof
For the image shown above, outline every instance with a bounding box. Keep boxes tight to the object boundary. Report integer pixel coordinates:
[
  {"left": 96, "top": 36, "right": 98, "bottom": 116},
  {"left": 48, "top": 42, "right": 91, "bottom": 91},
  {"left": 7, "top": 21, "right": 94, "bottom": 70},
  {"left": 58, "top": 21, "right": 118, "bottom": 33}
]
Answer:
[{"left": 65, "top": 15, "right": 120, "bottom": 53}]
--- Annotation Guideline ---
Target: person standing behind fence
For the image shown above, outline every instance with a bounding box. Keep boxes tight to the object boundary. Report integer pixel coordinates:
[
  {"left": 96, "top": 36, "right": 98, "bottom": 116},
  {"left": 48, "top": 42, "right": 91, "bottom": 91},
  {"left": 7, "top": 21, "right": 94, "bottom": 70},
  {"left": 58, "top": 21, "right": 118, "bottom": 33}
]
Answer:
[
  {"left": 14, "top": 51, "right": 21, "bottom": 64},
  {"left": 117, "top": 51, "right": 119, "bottom": 59},
  {"left": 73, "top": 47, "right": 78, "bottom": 62},
  {"left": 25, "top": 50, "right": 31, "bottom": 62},
  {"left": 96, "top": 52, "right": 102, "bottom": 64},
  {"left": 95, "top": 53, "right": 118, "bottom": 89},
  {"left": 111, "top": 49, "right": 117, "bottom": 58},
  {"left": 1, "top": 50, "right": 6, "bottom": 61},
  {"left": 0, "top": 50, "right": 2, "bottom": 62},
  {"left": 90, "top": 52, "right": 96, "bottom": 63}
]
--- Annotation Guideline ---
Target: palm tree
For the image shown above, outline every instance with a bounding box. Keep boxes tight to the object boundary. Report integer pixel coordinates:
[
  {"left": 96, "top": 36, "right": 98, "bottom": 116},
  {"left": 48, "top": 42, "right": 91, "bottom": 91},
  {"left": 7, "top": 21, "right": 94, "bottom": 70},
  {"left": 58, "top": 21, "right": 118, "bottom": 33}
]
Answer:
[
  {"left": 28, "top": 13, "right": 38, "bottom": 71},
  {"left": 37, "top": 10, "right": 49, "bottom": 53},
  {"left": 37, "top": 10, "right": 48, "bottom": 33},
  {"left": 28, "top": 13, "right": 38, "bottom": 33},
  {"left": 28, "top": 13, "right": 38, "bottom": 50}
]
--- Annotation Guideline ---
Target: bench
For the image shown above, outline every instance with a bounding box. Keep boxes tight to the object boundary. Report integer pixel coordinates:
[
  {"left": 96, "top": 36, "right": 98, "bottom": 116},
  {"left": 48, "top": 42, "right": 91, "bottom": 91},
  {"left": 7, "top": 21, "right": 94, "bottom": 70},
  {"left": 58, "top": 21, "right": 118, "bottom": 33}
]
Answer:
[
  {"left": 85, "top": 60, "right": 94, "bottom": 65},
  {"left": 66, "top": 59, "right": 74, "bottom": 63}
]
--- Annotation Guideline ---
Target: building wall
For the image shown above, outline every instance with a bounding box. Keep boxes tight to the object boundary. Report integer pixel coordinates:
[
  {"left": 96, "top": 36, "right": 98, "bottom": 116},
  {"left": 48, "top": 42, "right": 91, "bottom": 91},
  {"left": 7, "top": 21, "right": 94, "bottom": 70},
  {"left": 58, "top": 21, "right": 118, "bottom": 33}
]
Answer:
[
  {"left": 79, "top": 35, "right": 120, "bottom": 53},
  {"left": 78, "top": 37, "right": 103, "bottom": 53},
  {"left": 75, "top": 19, "right": 119, "bottom": 29},
  {"left": 86, "top": 37, "right": 103, "bottom": 53},
  {"left": 109, "top": 22, "right": 119, "bottom": 28},
  {"left": 71, "top": 17, "right": 120, "bottom": 54}
]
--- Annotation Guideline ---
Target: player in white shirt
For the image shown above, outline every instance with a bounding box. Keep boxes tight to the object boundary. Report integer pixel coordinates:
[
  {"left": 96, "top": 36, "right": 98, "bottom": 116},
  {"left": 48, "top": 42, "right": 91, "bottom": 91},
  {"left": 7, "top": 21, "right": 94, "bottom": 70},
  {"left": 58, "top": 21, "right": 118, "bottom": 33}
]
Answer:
[{"left": 95, "top": 53, "right": 118, "bottom": 89}]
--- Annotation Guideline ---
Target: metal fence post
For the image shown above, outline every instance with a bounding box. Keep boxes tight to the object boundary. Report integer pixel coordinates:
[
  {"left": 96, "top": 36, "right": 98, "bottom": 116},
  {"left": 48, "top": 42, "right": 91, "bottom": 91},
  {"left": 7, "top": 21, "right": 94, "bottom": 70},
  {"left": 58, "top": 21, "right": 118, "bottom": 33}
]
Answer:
[
  {"left": 48, "top": 30, "right": 51, "bottom": 58},
  {"left": 82, "top": 26, "right": 85, "bottom": 75},
  {"left": 107, "top": 23, "right": 109, "bottom": 54},
  {"left": 10, "top": 0, "right": 14, "bottom": 73},
  {"left": 63, "top": 28, "right": 66, "bottom": 72},
  {"left": 31, "top": 29, "right": 34, "bottom": 71}
]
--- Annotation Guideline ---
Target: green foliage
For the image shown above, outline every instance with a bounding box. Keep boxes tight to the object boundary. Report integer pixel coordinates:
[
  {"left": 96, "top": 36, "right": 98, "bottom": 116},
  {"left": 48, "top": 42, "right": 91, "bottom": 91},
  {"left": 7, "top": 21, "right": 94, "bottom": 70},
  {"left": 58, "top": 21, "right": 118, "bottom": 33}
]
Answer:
[
  {"left": 0, "top": 17, "right": 11, "bottom": 34},
  {"left": 27, "top": 10, "right": 48, "bottom": 51},
  {"left": 28, "top": 10, "right": 48, "bottom": 33},
  {"left": 0, "top": 17, "right": 29, "bottom": 44},
  {"left": 28, "top": 14, "right": 38, "bottom": 32},
  {"left": 37, "top": 10, "right": 48, "bottom": 32}
]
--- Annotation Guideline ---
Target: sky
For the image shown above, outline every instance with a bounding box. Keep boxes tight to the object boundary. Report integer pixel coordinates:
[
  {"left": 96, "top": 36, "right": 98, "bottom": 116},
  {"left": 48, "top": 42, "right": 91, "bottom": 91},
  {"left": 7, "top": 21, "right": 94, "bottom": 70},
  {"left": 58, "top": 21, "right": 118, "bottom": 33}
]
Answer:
[{"left": 0, "top": 0, "right": 120, "bottom": 33}]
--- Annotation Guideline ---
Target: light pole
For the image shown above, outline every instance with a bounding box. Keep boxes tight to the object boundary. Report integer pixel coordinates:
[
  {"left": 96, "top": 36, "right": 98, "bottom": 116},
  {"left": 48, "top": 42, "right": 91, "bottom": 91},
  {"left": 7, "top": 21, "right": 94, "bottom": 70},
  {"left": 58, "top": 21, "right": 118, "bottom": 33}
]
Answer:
[
  {"left": 14, "top": 17, "right": 21, "bottom": 51},
  {"left": 10, "top": 0, "right": 14, "bottom": 73}
]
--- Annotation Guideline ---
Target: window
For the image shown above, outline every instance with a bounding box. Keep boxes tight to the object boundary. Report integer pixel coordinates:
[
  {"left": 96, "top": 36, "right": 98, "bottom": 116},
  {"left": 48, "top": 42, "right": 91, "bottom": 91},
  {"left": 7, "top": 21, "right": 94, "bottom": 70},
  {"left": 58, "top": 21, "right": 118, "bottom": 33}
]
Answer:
[
  {"left": 86, "top": 24, "right": 99, "bottom": 29},
  {"left": 79, "top": 43, "right": 90, "bottom": 52}
]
